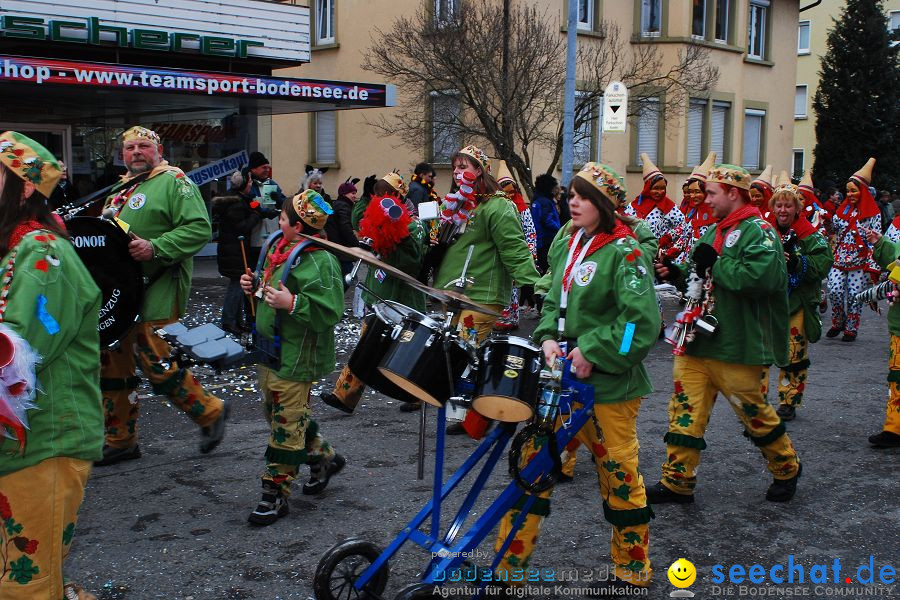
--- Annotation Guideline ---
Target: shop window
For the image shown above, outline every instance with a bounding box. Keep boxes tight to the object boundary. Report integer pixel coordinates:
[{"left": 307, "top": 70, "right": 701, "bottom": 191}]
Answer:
[
  {"left": 634, "top": 97, "right": 660, "bottom": 165},
  {"left": 435, "top": 0, "right": 459, "bottom": 26},
  {"left": 692, "top": 0, "right": 707, "bottom": 39},
  {"left": 742, "top": 108, "right": 766, "bottom": 171},
  {"left": 313, "top": 111, "right": 337, "bottom": 165},
  {"left": 792, "top": 149, "right": 804, "bottom": 179},
  {"left": 747, "top": 0, "right": 769, "bottom": 60},
  {"left": 315, "top": 0, "right": 335, "bottom": 45},
  {"left": 715, "top": 0, "right": 731, "bottom": 43},
  {"left": 795, "top": 85, "right": 808, "bottom": 118},
  {"left": 431, "top": 91, "right": 460, "bottom": 164},
  {"left": 641, "top": 0, "right": 661, "bottom": 37},
  {"left": 798, "top": 20, "right": 810, "bottom": 54}
]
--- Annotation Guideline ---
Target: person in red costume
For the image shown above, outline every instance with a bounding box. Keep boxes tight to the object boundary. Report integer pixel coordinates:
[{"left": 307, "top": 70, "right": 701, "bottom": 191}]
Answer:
[
  {"left": 624, "top": 153, "right": 686, "bottom": 243},
  {"left": 749, "top": 165, "right": 775, "bottom": 224}
]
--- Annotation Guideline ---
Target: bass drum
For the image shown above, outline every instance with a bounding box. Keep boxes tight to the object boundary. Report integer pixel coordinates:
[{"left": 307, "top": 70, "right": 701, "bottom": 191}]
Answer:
[
  {"left": 66, "top": 217, "right": 143, "bottom": 348},
  {"left": 347, "top": 301, "right": 422, "bottom": 405}
]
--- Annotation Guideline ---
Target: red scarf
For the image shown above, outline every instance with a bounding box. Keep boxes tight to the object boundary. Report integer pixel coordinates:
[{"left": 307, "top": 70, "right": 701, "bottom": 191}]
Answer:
[
  {"left": 681, "top": 200, "right": 718, "bottom": 238},
  {"left": 630, "top": 178, "right": 675, "bottom": 220},
  {"left": 562, "top": 222, "right": 634, "bottom": 292},
  {"left": 835, "top": 184, "right": 880, "bottom": 222},
  {"left": 750, "top": 183, "right": 773, "bottom": 212},
  {"left": 712, "top": 205, "right": 763, "bottom": 253},
  {"left": 789, "top": 214, "right": 816, "bottom": 239},
  {"left": 509, "top": 191, "right": 528, "bottom": 213},
  {"left": 261, "top": 236, "right": 322, "bottom": 287},
  {"left": 7, "top": 220, "right": 46, "bottom": 251}
]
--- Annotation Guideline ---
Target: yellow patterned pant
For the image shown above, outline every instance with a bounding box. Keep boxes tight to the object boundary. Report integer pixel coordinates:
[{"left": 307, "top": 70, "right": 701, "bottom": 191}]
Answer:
[
  {"left": 885, "top": 335, "right": 900, "bottom": 435},
  {"left": 778, "top": 310, "right": 810, "bottom": 408},
  {"left": 101, "top": 321, "right": 225, "bottom": 448},
  {"left": 494, "top": 398, "right": 653, "bottom": 586},
  {"left": 661, "top": 355, "right": 800, "bottom": 495},
  {"left": 258, "top": 368, "right": 335, "bottom": 497},
  {"left": 0, "top": 457, "right": 90, "bottom": 599}
]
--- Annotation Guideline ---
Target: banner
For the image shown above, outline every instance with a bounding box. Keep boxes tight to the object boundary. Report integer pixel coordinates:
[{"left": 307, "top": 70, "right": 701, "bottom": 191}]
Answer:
[
  {"left": 187, "top": 150, "right": 248, "bottom": 187},
  {"left": 0, "top": 55, "right": 393, "bottom": 107}
]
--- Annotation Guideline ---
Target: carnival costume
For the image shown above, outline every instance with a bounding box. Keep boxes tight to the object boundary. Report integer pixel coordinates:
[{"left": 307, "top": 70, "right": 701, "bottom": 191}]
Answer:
[
  {"left": 0, "top": 132, "right": 103, "bottom": 600},
  {"left": 247, "top": 190, "right": 346, "bottom": 525},
  {"left": 770, "top": 173, "right": 834, "bottom": 420},
  {"left": 826, "top": 158, "right": 881, "bottom": 341},
  {"left": 750, "top": 165, "right": 775, "bottom": 223},
  {"left": 495, "top": 162, "right": 658, "bottom": 587},
  {"left": 99, "top": 126, "right": 227, "bottom": 465},
  {"left": 649, "top": 164, "right": 801, "bottom": 504},
  {"left": 624, "top": 153, "right": 686, "bottom": 246},
  {"left": 870, "top": 236, "right": 900, "bottom": 447}
]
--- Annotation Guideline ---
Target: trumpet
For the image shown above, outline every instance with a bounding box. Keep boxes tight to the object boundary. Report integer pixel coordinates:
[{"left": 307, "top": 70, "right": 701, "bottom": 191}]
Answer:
[{"left": 664, "top": 265, "right": 717, "bottom": 355}]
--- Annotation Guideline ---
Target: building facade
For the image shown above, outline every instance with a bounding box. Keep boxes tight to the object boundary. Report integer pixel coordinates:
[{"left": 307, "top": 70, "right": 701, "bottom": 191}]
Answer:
[
  {"left": 792, "top": 0, "right": 900, "bottom": 180},
  {"left": 272, "top": 0, "right": 802, "bottom": 199}
]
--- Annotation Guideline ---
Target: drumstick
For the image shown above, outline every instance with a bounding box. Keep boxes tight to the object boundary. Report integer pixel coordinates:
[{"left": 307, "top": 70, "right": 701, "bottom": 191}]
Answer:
[{"left": 238, "top": 236, "right": 256, "bottom": 317}]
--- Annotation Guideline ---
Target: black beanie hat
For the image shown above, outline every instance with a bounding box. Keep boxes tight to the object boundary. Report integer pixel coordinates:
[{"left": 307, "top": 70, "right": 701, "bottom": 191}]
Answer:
[{"left": 248, "top": 151, "right": 269, "bottom": 169}]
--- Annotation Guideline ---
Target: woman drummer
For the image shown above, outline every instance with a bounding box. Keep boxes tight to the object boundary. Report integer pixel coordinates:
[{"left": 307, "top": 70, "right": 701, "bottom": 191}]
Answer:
[
  {"left": 493, "top": 162, "right": 659, "bottom": 593},
  {"left": 0, "top": 132, "right": 103, "bottom": 599}
]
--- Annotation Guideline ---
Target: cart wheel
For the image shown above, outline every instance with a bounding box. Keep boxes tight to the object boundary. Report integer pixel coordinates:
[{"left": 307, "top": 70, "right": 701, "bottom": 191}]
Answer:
[
  {"left": 314, "top": 538, "right": 390, "bottom": 600},
  {"left": 394, "top": 583, "right": 438, "bottom": 599}
]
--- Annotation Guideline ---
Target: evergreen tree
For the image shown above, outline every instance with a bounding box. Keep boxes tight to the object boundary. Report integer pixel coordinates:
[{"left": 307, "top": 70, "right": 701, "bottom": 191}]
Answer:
[{"left": 812, "top": 0, "right": 899, "bottom": 191}]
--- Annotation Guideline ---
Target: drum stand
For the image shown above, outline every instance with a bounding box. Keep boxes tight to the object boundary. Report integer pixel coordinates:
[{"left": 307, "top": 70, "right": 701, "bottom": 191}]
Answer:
[{"left": 313, "top": 361, "right": 597, "bottom": 600}]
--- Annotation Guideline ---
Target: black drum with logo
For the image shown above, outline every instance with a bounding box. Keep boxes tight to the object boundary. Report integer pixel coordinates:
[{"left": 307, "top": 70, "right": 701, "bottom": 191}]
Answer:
[
  {"left": 472, "top": 335, "right": 543, "bottom": 422},
  {"left": 66, "top": 217, "right": 143, "bottom": 348}
]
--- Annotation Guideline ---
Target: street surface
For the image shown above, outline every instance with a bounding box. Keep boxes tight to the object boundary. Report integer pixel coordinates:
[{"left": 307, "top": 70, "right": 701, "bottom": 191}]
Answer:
[{"left": 68, "top": 260, "right": 899, "bottom": 600}]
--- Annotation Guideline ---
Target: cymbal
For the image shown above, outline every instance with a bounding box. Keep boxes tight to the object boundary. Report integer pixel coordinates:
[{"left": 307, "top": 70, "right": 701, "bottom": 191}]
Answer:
[{"left": 300, "top": 234, "right": 499, "bottom": 317}]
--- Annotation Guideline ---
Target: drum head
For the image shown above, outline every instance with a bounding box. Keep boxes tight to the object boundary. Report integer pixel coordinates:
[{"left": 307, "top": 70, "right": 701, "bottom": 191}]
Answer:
[
  {"left": 373, "top": 300, "right": 424, "bottom": 325},
  {"left": 472, "top": 395, "right": 534, "bottom": 423},
  {"left": 66, "top": 217, "right": 143, "bottom": 348}
]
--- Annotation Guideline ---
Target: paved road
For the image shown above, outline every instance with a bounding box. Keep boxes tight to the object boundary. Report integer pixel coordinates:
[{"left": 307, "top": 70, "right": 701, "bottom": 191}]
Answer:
[{"left": 68, "top": 265, "right": 899, "bottom": 600}]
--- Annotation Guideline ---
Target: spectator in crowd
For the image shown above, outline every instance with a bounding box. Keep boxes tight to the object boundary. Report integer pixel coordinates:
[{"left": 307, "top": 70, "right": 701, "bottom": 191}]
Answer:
[
  {"left": 406, "top": 162, "right": 437, "bottom": 215},
  {"left": 324, "top": 177, "right": 361, "bottom": 280},
  {"left": 301, "top": 166, "right": 332, "bottom": 205},
  {"left": 49, "top": 160, "right": 72, "bottom": 210},
  {"left": 552, "top": 184, "right": 571, "bottom": 225},
  {"left": 247, "top": 152, "right": 284, "bottom": 247},
  {"left": 531, "top": 173, "right": 561, "bottom": 273}
]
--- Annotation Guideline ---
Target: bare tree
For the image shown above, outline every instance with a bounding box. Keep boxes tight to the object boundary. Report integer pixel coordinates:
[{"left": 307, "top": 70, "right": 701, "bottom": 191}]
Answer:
[{"left": 362, "top": 0, "right": 718, "bottom": 196}]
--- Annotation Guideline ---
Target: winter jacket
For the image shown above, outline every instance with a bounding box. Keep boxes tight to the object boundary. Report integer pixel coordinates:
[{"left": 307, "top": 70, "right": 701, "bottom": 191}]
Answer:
[
  {"left": 531, "top": 193, "right": 561, "bottom": 249},
  {"left": 212, "top": 193, "right": 265, "bottom": 280},
  {"left": 324, "top": 195, "right": 359, "bottom": 249}
]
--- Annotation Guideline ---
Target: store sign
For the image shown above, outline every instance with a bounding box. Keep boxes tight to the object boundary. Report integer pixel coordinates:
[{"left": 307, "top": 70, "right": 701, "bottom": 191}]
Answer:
[
  {"left": 188, "top": 151, "right": 248, "bottom": 188},
  {"left": 0, "top": 0, "right": 309, "bottom": 63},
  {"left": 0, "top": 55, "right": 394, "bottom": 107}
]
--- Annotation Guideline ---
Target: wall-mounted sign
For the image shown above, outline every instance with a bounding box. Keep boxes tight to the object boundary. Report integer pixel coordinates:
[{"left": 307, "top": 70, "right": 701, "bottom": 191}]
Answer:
[
  {"left": 0, "top": 0, "right": 310, "bottom": 63},
  {"left": 0, "top": 55, "right": 395, "bottom": 108},
  {"left": 602, "top": 81, "right": 628, "bottom": 133}
]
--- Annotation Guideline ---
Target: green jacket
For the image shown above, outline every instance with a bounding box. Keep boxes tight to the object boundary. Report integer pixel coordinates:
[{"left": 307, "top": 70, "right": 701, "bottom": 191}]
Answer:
[
  {"left": 785, "top": 228, "right": 833, "bottom": 343},
  {"left": 435, "top": 195, "right": 540, "bottom": 305},
  {"left": 534, "top": 217, "right": 657, "bottom": 296},
  {"left": 362, "top": 220, "right": 427, "bottom": 312},
  {"left": 255, "top": 244, "right": 344, "bottom": 381},
  {"left": 678, "top": 216, "right": 790, "bottom": 367},
  {"left": 107, "top": 163, "right": 211, "bottom": 322},
  {"left": 534, "top": 229, "right": 660, "bottom": 403},
  {"left": 0, "top": 231, "right": 103, "bottom": 475},
  {"left": 873, "top": 237, "right": 900, "bottom": 336}
]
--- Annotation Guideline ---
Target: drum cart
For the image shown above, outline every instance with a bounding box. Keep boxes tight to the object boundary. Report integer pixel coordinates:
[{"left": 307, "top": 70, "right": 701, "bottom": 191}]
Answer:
[{"left": 312, "top": 364, "right": 596, "bottom": 600}]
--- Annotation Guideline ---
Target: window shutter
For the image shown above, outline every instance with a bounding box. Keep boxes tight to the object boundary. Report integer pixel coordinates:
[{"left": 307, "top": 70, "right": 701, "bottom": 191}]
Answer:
[
  {"left": 711, "top": 101, "right": 729, "bottom": 161},
  {"left": 687, "top": 99, "right": 706, "bottom": 166},
  {"left": 636, "top": 99, "right": 659, "bottom": 164},
  {"left": 315, "top": 111, "right": 336, "bottom": 164},
  {"left": 742, "top": 110, "right": 765, "bottom": 170}
]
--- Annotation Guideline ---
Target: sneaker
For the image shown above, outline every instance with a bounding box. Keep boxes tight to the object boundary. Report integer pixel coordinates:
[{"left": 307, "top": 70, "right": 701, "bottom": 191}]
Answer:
[
  {"left": 776, "top": 404, "right": 796, "bottom": 421},
  {"left": 248, "top": 482, "right": 289, "bottom": 526},
  {"left": 825, "top": 327, "right": 841, "bottom": 338},
  {"left": 868, "top": 430, "right": 900, "bottom": 448},
  {"left": 646, "top": 481, "right": 695, "bottom": 504},
  {"left": 766, "top": 464, "right": 802, "bottom": 502},
  {"left": 321, "top": 392, "right": 354, "bottom": 414},
  {"left": 841, "top": 332, "right": 857, "bottom": 342},
  {"left": 399, "top": 401, "right": 422, "bottom": 413},
  {"left": 94, "top": 444, "right": 141, "bottom": 467},
  {"left": 199, "top": 399, "right": 230, "bottom": 454},
  {"left": 446, "top": 422, "right": 467, "bottom": 436},
  {"left": 302, "top": 454, "right": 346, "bottom": 495}
]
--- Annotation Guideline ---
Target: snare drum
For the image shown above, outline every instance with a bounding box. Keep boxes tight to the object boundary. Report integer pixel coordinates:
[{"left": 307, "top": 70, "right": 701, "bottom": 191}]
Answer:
[
  {"left": 66, "top": 217, "right": 143, "bottom": 348},
  {"left": 377, "top": 313, "right": 471, "bottom": 407},
  {"left": 347, "top": 301, "right": 422, "bottom": 405},
  {"left": 472, "top": 336, "right": 543, "bottom": 422}
]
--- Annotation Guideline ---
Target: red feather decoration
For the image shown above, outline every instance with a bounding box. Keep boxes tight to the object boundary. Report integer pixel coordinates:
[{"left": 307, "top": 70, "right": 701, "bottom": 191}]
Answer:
[{"left": 359, "top": 195, "right": 412, "bottom": 256}]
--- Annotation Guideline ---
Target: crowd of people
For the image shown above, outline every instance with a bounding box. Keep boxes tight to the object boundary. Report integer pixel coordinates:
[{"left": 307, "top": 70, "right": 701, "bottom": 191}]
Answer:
[{"left": 1, "top": 126, "right": 898, "bottom": 599}]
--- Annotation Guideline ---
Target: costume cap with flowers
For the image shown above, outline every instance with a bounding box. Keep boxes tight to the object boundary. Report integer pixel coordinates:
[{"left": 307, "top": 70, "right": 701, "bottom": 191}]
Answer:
[
  {"left": 640, "top": 153, "right": 665, "bottom": 183},
  {"left": 382, "top": 171, "right": 409, "bottom": 197},
  {"left": 688, "top": 151, "right": 717, "bottom": 182},
  {"left": 575, "top": 162, "right": 627, "bottom": 208},
  {"left": 121, "top": 126, "right": 161, "bottom": 145},
  {"left": 707, "top": 163, "right": 751, "bottom": 190},
  {"left": 457, "top": 145, "right": 491, "bottom": 174},
  {"left": 773, "top": 170, "right": 799, "bottom": 199},
  {"left": 292, "top": 189, "right": 333, "bottom": 229},
  {"left": 751, "top": 165, "right": 774, "bottom": 191},
  {"left": 0, "top": 131, "right": 63, "bottom": 198}
]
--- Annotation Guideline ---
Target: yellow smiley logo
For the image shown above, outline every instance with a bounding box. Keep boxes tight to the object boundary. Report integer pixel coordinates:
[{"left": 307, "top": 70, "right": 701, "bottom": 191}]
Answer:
[{"left": 667, "top": 558, "right": 696, "bottom": 588}]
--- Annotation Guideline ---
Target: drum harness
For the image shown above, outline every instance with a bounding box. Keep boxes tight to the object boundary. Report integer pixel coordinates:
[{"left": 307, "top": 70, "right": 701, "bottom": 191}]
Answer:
[{"left": 249, "top": 231, "right": 317, "bottom": 370}]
